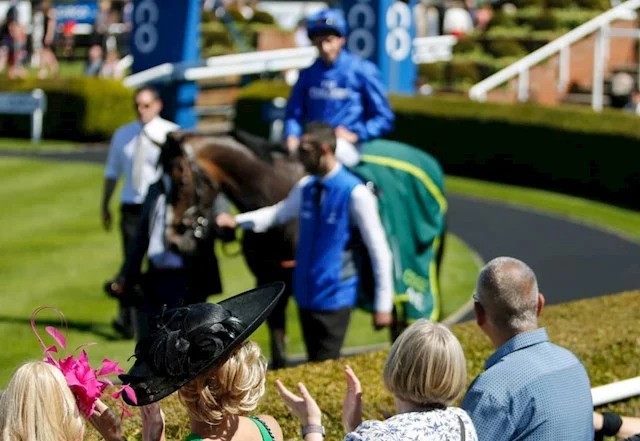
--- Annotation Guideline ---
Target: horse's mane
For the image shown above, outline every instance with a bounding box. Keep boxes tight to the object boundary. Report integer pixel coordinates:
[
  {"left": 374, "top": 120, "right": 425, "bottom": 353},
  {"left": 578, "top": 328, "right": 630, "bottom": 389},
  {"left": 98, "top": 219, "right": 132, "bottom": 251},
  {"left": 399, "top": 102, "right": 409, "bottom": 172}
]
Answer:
[{"left": 174, "top": 131, "right": 303, "bottom": 212}]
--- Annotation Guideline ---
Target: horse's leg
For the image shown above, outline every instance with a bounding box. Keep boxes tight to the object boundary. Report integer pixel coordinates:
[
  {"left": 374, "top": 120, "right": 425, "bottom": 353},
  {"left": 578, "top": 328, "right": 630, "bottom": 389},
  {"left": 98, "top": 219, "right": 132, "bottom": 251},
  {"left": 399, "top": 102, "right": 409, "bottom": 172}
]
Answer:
[
  {"left": 242, "top": 231, "right": 294, "bottom": 369},
  {"left": 259, "top": 266, "right": 293, "bottom": 369}
]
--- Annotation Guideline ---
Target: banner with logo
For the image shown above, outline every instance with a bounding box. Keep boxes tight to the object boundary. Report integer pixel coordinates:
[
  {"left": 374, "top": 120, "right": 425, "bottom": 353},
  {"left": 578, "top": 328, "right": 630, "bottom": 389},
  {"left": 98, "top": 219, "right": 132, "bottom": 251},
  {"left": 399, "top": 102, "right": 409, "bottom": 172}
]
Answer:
[
  {"left": 131, "top": 0, "right": 201, "bottom": 128},
  {"left": 341, "top": 0, "right": 417, "bottom": 94}
]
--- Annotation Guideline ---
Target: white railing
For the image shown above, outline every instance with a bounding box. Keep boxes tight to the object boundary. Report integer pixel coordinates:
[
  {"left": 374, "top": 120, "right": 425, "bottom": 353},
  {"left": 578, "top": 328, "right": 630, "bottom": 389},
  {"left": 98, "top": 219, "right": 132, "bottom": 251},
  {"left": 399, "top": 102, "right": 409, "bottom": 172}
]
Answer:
[
  {"left": 469, "top": 0, "right": 640, "bottom": 111},
  {"left": 592, "top": 376, "right": 640, "bottom": 406},
  {"left": 123, "top": 36, "right": 457, "bottom": 88},
  {"left": 123, "top": 63, "right": 176, "bottom": 88},
  {"left": 184, "top": 46, "right": 318, "bottom": 81}
]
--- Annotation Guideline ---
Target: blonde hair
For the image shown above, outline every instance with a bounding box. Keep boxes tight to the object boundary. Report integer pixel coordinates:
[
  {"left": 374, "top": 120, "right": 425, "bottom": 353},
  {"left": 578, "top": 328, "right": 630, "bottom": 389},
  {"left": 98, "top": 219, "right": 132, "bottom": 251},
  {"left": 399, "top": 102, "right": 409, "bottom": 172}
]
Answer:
[
  {"left": 178, "top": 340, "right": 267, "bottom": 426},
  {"left": 0, "top": 361, "right": 84, "bottom": 441},
  {"left": 383, "top": 320, "right": 467, "bottom": 407}
]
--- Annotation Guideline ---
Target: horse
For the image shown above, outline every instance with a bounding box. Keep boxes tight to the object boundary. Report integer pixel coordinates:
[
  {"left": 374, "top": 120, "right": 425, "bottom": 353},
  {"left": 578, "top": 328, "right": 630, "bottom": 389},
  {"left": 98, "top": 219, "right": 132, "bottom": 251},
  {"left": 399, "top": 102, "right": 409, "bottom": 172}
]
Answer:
[
  {"left": 159, "top": 130, "right": 304, "bottom": 368},
  {"left": 159, "top": 130, "right": 448, "bottom": 362}
]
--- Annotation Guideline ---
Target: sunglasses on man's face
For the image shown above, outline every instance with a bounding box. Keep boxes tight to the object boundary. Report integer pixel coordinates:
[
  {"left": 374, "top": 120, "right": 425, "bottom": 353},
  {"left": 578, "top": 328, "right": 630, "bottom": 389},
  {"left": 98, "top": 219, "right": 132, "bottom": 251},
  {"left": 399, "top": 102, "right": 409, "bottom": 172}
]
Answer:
[{"left": 135, "top": 101, "right": 154, "bottom": 109}]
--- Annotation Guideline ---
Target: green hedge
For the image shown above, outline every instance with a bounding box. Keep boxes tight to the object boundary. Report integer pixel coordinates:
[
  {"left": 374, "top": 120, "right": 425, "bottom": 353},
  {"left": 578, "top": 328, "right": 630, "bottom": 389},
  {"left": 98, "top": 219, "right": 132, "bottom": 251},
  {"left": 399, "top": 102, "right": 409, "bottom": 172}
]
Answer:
[
  {"left": 234, "top": 80, "right": 640, "bottom": 210},
  {"left": 87, "top": 290, "right": 640, "bottom": 440},
  {"left": 0, "top": 77, "right": 135, "bottom": 141}
]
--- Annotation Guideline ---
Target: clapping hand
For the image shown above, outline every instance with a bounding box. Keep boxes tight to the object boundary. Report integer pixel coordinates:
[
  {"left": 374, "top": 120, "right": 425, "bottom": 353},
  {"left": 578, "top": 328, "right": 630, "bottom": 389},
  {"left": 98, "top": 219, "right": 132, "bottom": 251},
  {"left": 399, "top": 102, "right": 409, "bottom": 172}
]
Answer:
[
  {"left": 275, "top": 379, "right": 322, "bottom": 426},
  {"left": 342, "top": 365, "right": 363, "bottom": 432},
  {"left": 88, "top": 399, "right": 124, "bottom": 441}
]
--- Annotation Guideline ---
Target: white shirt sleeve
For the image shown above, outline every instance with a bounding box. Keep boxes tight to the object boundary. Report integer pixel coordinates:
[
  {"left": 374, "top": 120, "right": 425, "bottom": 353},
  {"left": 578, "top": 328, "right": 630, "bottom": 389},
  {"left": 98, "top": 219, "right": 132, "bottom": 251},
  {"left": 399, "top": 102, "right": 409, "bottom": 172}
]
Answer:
[
  {"left": 350, "top": 185, "right": 394, "bottom": 313},
  {"left": 235, "top": 176, "right": 310, "bottom": 232}
]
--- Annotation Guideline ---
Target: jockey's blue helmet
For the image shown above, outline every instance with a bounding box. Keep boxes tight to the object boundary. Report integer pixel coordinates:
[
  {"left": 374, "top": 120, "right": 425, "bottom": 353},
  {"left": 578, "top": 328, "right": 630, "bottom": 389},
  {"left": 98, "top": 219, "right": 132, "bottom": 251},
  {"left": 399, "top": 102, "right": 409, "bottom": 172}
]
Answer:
[{"left": 306, "top": 8, "right": 347, "bottom": 39}]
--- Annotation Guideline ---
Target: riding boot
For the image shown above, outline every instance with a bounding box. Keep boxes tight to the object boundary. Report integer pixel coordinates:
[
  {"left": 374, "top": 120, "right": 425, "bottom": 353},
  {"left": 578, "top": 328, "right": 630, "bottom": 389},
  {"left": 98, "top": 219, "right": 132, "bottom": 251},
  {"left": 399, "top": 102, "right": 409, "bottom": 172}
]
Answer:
[{"left": 269, "top": 328, "right": 288, "bottom": 370}]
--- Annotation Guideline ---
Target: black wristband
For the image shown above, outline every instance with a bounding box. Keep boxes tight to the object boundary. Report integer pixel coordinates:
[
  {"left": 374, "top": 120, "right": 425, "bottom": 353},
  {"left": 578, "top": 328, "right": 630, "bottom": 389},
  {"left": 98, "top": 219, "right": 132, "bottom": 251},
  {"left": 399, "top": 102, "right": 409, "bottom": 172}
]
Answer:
[{"left": 600, "top": 412, "right": 623, "bottom": 437}]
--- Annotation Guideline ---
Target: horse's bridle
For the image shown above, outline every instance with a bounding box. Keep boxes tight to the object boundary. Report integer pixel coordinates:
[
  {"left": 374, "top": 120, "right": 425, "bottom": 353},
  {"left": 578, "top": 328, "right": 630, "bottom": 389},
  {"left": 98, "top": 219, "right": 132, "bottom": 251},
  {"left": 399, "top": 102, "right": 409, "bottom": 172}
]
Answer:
[
  {"left": 180, "top": 142, "right": 212, "bottom": 238},
  {"left": 164, "top": 141, "right": 217, "bottom": 255}
]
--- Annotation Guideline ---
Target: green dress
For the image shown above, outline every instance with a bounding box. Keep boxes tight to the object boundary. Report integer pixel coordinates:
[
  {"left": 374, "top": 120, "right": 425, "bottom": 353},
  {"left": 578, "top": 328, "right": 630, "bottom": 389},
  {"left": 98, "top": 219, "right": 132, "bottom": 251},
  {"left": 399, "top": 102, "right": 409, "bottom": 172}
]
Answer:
[{"left": 185, "top": 416, "right": 275, "bottom": 441}]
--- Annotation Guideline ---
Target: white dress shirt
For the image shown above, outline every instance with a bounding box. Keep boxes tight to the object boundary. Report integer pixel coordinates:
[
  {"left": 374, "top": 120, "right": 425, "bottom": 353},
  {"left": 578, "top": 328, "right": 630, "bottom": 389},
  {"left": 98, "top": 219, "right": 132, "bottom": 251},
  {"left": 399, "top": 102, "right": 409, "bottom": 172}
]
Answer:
[
  {"left": 104, "top": 116, "right": 179, "bottom": 204},
  {"left": 236, "top": 163, "right": 395, "bottom": 313}
]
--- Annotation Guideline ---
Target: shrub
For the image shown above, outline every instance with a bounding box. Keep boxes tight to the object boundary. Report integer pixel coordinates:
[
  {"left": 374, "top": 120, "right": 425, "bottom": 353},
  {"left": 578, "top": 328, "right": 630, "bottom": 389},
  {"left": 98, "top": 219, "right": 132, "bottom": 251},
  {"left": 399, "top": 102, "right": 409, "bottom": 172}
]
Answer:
[
  {"left": 234, "top": 80, "right": 640, "bottom": 210},
  {"left": 226, "top": 7, "right": 249, "bottom": 22},
  {"left": 418, "top": 62, "right": 447, "bottom": 83},
  {"left": 0, "top": 77, "right": 135, "bottom": 141},
  {"left": 576, "top": 0, "right": 610, "bottom": 9},
  {"left": 84, "top": 290, "right": 640, "bottom": 440},
  {"left": 486, "top": 10, "right": 518, "bottom": 29},
  {"left": 486, "top": 38, "right": 528, "bottom": 57},
  {"left": 484, "top": 25, "right": 532, "bottom": 39},
  {"left": 554, "top": 7, "right": 600, "bottom": 28},
  {"left": 543, "top": 0, "right": 575, "bottom": 9},
  {"left": 530, "top": 8, "right": 560, "bottom": 30},
  {"left": 201, "top": 26, "right": 234, "bottom": 48},
  {"left": 251, "top": 9, "right": 276, "bottom": 25},
  {"left": 449, "top": 61, "right": 481, "bottom": 84},
  {"left": 452, "top": 35, "right": 482, "bottom": 54}
]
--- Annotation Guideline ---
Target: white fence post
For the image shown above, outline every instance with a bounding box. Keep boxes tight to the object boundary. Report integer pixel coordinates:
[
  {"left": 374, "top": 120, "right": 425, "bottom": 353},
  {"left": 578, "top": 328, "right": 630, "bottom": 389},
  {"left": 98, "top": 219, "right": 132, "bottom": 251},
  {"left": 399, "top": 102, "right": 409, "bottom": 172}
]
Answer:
[{"left": 31, "top": 89, "right": 46, "bottom": 143}]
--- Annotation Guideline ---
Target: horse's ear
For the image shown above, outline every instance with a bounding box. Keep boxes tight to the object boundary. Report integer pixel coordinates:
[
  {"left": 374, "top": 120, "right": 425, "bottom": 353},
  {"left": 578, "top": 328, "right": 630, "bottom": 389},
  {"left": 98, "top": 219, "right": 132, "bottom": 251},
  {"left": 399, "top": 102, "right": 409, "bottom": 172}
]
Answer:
[{"left": 167, "top": 130, "right": 191, "bottom": 145}]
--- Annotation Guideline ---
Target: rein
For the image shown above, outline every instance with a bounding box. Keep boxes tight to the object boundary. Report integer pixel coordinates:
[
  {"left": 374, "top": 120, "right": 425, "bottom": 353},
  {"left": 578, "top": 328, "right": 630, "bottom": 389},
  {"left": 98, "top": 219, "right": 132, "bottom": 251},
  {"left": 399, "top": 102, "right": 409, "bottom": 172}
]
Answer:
[{"left": 179, "top": 142, "right": 210, "bottom": 239}]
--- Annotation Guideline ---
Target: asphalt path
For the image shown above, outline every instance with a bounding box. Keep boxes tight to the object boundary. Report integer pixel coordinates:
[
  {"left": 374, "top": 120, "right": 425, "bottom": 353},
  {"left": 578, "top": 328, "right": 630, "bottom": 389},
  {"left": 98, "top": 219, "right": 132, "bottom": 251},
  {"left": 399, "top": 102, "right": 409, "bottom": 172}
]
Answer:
[
  {"left": 4, "top": 146, "right": 640, "bottom": 320},
  {"left": 448, "top": 194, "right": 640, "bottom": 322}
]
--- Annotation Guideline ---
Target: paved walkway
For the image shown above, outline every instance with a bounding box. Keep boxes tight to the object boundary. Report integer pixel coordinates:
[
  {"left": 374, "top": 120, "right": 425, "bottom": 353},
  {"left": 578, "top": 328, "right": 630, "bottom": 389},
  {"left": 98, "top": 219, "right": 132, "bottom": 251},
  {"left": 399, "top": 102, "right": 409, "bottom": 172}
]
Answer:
[{"left": 448, "top": 194, "right": 640, "bottom": 322}]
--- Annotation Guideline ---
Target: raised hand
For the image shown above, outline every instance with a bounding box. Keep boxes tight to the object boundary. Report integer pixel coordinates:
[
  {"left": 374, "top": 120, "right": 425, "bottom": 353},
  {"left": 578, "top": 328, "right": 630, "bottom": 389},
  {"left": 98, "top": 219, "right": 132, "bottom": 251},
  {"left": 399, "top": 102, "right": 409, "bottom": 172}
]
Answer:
[
  {"left": 88, "top": 399, "right": 124, "bottom": 441},
  {"left": 342, "top": 365, "right": 363, "bottom": 432},
  {"left": 141, "top": 402, "right": 166, "bottom": 441},
  {"left": 275, "top": 379, "right": 322, "bottom": 426}
]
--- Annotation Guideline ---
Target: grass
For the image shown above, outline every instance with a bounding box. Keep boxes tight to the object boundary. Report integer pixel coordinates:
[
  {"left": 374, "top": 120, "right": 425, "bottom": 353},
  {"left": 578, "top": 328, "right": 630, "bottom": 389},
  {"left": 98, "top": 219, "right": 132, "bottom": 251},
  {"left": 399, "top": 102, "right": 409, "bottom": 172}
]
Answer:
[
  {"left": 0, "top": 154, "right": 480, "bottom": 388},
  {"left": 2, "top": 145, "right": 638, "bottom": 394}
]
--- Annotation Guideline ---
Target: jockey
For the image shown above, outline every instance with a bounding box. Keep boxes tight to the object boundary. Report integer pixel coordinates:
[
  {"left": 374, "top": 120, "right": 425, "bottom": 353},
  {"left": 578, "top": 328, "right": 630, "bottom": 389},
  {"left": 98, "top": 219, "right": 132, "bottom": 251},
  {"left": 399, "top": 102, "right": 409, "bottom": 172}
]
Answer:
[{"left": 284, "top": 8, "right": 395, "bottom": 167}]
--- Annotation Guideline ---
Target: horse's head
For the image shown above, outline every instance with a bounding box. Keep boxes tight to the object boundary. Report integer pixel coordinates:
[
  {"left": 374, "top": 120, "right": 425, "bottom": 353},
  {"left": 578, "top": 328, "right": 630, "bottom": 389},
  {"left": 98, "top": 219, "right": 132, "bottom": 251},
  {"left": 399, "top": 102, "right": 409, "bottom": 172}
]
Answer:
[{"left": 160, "top": 131, "right": 220, "bottom": 255}]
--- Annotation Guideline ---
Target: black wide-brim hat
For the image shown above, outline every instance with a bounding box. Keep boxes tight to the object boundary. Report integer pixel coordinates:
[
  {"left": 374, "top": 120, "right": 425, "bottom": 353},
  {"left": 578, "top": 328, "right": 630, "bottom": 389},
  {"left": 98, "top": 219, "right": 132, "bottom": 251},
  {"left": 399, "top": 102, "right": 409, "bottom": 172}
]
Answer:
[{"left": 119, "top": 282, "right": 285, "bottom": 406}]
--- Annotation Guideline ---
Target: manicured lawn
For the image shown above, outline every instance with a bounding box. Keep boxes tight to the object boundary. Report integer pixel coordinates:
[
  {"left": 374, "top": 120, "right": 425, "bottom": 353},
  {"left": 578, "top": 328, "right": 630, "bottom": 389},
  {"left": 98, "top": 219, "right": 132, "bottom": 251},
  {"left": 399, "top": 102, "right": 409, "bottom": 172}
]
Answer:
[
  {"left": 0, "top": 155, "right": 479, "bottom": 387},
  {"left": 3, "top": 148, "right": 638, "bottom": 389}
]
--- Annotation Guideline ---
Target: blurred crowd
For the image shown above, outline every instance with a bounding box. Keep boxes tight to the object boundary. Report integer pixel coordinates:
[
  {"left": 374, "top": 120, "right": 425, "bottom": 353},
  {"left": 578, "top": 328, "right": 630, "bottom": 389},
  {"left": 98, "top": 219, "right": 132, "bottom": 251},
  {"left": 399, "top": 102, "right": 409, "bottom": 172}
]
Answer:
[
  {"left": 414, "top": 0, "right": 494, "bottom": 39},
  {"left": 0, "top": 0, "right": 132, "bottom": 79}
]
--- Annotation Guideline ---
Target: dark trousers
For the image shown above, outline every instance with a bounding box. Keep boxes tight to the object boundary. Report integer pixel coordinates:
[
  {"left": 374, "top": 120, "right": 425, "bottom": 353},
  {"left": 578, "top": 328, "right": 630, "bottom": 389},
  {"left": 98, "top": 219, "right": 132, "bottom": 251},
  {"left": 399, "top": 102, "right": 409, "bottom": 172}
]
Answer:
[
  {"left": 120, "top": 203, "right": 143, "bottom": 254},
  {"left": 299, "top": 307, "right": 352, "bottom": 362},
  {"left": 135, "top": 265, "right": 188, "bottom": 341},
  {"left": 115, "top": 204, "right": 143, "bottom": 333}
]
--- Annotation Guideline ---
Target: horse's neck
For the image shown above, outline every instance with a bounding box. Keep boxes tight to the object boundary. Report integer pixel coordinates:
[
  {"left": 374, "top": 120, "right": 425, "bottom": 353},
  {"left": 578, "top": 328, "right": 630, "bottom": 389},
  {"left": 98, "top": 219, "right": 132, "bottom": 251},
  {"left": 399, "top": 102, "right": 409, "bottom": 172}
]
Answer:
[{"left": 196, "top": 138, "right": 299, "bottom": 212}]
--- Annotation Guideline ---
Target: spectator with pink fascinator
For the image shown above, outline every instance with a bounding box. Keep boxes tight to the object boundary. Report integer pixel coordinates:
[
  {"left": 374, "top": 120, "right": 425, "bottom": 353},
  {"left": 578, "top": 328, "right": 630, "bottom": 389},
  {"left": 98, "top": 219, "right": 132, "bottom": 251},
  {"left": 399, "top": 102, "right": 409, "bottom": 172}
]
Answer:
[{"left": 0, "top": 307, "right": 164, "bottom": 441}]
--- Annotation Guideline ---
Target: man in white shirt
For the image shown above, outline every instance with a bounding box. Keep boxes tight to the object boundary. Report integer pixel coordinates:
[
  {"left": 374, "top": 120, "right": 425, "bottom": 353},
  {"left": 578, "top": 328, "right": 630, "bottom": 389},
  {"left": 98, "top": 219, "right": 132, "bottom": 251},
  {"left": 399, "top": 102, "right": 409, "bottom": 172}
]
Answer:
[
  {"left": 101, "top": 86, "right": 179, "bottom": 338},
  {"left": 216, "top": 121, "right": 394, "bottom": 362}
]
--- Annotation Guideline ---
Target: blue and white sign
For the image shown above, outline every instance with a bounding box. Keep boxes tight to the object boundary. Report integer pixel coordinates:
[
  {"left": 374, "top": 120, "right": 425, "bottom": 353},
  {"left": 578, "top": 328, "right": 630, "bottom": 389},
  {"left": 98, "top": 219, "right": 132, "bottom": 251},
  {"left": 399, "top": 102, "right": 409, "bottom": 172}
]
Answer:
[
  {"left": 342, "top": 0, "right": 417, "bottom": 94},
  {"left": 54, "top": 1, "right": 98, "bottom": 25},
  {"left": 131, "top": 0, "right": 201, "bottom": 128}
]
